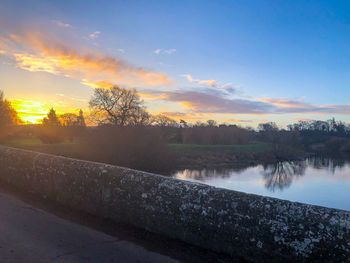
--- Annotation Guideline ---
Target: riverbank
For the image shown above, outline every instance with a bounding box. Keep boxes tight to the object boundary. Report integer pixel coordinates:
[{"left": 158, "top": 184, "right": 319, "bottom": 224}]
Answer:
[
  {"left": 2, "top": 139, "right": 307, "bottom": 172},
  {"left": 169, "top": 143, "right": 306, "bottom": 170}
]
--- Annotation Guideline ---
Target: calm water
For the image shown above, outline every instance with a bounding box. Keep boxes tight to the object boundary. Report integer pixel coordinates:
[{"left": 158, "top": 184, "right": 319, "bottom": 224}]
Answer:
[{"left": 172, "top": 157, "right": 350, "bottom": 211}]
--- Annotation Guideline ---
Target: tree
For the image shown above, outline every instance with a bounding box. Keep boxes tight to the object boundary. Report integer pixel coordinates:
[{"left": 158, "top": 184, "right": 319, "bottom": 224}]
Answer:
[
  {"left": 59, "top": 110, "right": 87, "bottom": 142},
  {"left": 77, "top": 109, "right": 86, "bottom": 127},
  {"left": 43, "top": 108, "right": 61, "bottom": 126},
  {"left": 128, "top": 107, "right": 151, "bottom": 126},
  {"left": 207, "top": 120, "right": 217, "bottom": 127},
  {"left": 258, "top": 122, "right": 278, "bottom": 132},
  {"left": 152, "top": 114, "right": 177, "bottom": 127},
  {"left": 39, "top": 108, "right": 63, "bottom": 144},
  {"left": 60, "top": 113, "right": 79, "bottom": 127},
  {"left": 89, "top": 86, "right": 146, "bottom": 126},
  {"left": 179, "top": 119, "right": 188, "bottom": 128},
  {"left": 0, "top": 91, "right": 20, "bottom": 127},
  {"left": 60, "top": 110, "right": 86, "bottom": 127}
]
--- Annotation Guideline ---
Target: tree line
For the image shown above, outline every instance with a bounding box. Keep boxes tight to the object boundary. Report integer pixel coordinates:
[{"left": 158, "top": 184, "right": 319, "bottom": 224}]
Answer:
[
  {"left": 2, "top": 86, "right": 350, "bottom": 146},
  {"left": 1, "top": 86, "right": 350, "bottom": 172}
]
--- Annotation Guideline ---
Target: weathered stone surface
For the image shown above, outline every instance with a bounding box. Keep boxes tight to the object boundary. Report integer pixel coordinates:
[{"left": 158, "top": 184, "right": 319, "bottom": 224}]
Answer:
[{"left": 0, "top": 145, "right": 349, "bottom": 262}]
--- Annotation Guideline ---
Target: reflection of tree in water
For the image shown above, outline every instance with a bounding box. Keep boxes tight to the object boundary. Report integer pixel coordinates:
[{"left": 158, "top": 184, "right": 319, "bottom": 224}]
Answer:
[
  {"left": 262, "top": 161, "right": 306, "bottom": 192},
  {"left": 177, "top": 166, "right": 252, "bottom": 180},
  {"left": 307, "top": 157, "right": 347, "bottom": 174}
]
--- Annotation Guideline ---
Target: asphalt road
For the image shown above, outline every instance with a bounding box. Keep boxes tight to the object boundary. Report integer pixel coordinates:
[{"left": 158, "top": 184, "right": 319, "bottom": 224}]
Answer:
[{"left": 0, "top": 190, "right": 180, "bottom": 263}]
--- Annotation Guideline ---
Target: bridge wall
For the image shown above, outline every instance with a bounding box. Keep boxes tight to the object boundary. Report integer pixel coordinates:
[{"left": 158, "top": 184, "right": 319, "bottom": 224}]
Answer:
[{"left": 0, "top": 146, "right": 349, "bottom": 262}]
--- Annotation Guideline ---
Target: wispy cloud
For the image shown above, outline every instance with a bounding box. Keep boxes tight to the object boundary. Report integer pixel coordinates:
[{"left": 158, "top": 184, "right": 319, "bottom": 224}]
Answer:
[
  {"left": 88, "top": 31, "right": 101, "bottom": 40},
  {"left": 159, "top": 112, "right": 187, "bottom": 117},
  {"left": 153, "top": 48, "right": 177, "bottom": 55},
  {"left": 81, "top": 80, "right": 114, "bottom": 89},
  {"left": 143, "top": 90, "right": 274, "bottom": 114},
  {"left": 142, "top": 89, "right": 350, "bottom": 115},
  {"left": 182, "top": 74, "right": 218, "bottom": 88},
  {"left": 51, "top": 20, "right": 71, "bottom": 28},
  {"left": 225, "top": 118, "right": 254, "bottom": 123},
  {"left": 182, "top": 74, "right": 237, "bottom": 94},
  {"left": 1, "top": 32, "right": 172, "bottom": 88}
]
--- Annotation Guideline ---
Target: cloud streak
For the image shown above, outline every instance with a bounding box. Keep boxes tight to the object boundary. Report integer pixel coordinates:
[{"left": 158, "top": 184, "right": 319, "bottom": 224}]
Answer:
[
  {"left": 142, "top": 89, "right": 350, "bottom": 115},
  {"left": 182, "top": 74, "right": 218, "bottom": 88},
  {"left": 51, "top": 20, "right": 71, "bottom": 28},
  {"left": 181, "top": 74, "right": 236, "bottom": 94},
  {"left": 88, "top": 31, "right": 101, "bottom": 40},
  {"left": 154, "top": 48, "right": 177, "bottom": 55},
  {"left": 1, "top": 32, "right": 172, "bottom": 88}
]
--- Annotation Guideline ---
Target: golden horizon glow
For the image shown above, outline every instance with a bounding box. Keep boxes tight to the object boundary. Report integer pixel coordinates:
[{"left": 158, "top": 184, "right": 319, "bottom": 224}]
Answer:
[
  {"left": 9, "top": 99, "right": 77, "bottom": 124},
  {"left": 11, "top": 99, "right": 49, "bottom": 124}
]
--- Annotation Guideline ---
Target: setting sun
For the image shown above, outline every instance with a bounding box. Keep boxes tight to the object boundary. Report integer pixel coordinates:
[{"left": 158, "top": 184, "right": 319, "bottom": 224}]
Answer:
[{"left": 11, "top": 99, "right": 50, "bottom": 124}]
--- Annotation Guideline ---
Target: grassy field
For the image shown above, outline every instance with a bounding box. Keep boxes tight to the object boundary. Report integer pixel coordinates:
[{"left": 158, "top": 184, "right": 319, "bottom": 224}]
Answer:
[
  {"left": 2, "top": 138, "right": 275, "bottom": 170},
  {"left": 168, "top": 142, "right": 272, "bottom": 154},
  {"left": 2, "top": 138, "right": 83, "bottom": 157},
  {"left": 2, "top": 138, "right": 273, "bottom": 168},
  {"left": 4, "top": 138, "right": 272, "bottom": 155}
]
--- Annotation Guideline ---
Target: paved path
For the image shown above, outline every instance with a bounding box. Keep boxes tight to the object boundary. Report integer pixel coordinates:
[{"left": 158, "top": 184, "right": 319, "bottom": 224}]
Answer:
[{"left": 0, "top": 191, "right": 180, "bottom": 263}]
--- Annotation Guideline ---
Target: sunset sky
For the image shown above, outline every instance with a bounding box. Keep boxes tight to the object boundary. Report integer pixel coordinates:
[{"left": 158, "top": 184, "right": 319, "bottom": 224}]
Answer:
[{"left": 1, "top": 0, "right": 350, "bottom": 126}]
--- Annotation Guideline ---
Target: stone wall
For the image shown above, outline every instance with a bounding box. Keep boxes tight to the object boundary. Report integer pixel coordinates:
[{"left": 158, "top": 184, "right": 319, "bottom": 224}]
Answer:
[{"left": 0, "top": 145, "right": 349, "bottom": 262}]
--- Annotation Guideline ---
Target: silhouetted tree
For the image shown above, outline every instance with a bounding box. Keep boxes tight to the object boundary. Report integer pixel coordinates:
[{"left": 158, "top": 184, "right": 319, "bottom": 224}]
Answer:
[
  {"left": 258, "top": 122, "right": 278, "bottom": 132},
  {"left": 179, "top": 119, "right": 188, "bottom": 128},
  {"left": 60, "top": 113, "right": 79, "bottom": 127},
  {"left": 77, "top": 109, "right": 86, "bottom": 127},
  {"left": 39, "top": 108, "right": 63, "bottom": 144},
  {"left": 152, "top": 114, "right": 177, "bottom": 127},
  {"left": 0, "top": 91, "right": 20, "bottom": 127},
  {"left": 43, "top": 108, "right": 61, "bottom": 126},
  {"left": 59, "top": 110, "right": 87, "bottom": 142},
  {"left": 89, "top": 86, "right": 146, "bottom": 126},
  {"left": 60, "top": 110, "right": 86, "bottom": 128},
  {"left": 207, "top": 120, "right": 217, "bottom": 127}
]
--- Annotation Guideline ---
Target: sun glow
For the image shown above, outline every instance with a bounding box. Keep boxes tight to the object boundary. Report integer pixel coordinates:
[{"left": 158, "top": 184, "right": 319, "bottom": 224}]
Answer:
[{"left": 11, "top": 99, "right": 50, "bottom": 124}]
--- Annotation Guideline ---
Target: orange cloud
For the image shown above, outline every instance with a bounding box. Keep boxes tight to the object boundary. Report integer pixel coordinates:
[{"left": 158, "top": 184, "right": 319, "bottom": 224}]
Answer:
[
  {"left": 258, "top": 98, "right": 307, "bottom": 108},
  {"left": 182, "top": 74, "right": 218, "bottom": 87},
  {"left": 2, "top": 33, "right": 172, "bottom": 88},
  {"left": 81, "top": 80, "right": 114, "bottom": 89},
  {"left": 14, "top": 53, "right": 60, "bottom": 74},
  {"left": 224, "top": 118, "right": 254, "bottom": 123}
]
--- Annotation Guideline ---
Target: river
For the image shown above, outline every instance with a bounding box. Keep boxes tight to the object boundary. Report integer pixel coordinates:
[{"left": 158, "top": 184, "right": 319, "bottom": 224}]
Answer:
[{"left": 172, "top": 157, "right": 350, "bottom": 211}]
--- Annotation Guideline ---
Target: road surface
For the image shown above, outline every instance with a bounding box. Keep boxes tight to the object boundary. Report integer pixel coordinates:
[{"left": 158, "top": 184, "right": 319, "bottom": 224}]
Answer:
[{"left": 0, "top": 190, "right": 180, "bottom": 263}]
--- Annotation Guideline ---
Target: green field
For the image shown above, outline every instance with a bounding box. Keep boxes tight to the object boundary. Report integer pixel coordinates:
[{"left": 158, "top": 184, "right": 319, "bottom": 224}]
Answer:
[
  {"left": 3, "top": 138, "right": 83, "bottom": 157},
  {"left": 3, "top": 138, "right": 272, "bottom": 158},
  {"left": 168, "top": 142, "right": 272, "bottom": 154}
]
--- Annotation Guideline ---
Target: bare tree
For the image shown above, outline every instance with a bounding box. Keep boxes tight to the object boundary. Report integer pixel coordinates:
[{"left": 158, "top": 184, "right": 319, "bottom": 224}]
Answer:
[
  {"left": 60, "top": 113, "right": 79, "bottom": 127},
  {"left": 152, "top": 114, "right": 177, "bottom": 127},
  {"left": 59, "top": 110, "right": 86, "bottom": 127},
  {"left": 89, "top": 86, "right": 146, "bottom": 126},
  {"left": 129, "top": 107, "right": 151, "bottom": 126}
]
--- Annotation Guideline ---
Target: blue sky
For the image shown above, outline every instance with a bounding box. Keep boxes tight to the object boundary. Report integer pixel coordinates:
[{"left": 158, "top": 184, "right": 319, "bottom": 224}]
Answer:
[{"left": 1, "top": 0, "right": 350, "bottom": 125}]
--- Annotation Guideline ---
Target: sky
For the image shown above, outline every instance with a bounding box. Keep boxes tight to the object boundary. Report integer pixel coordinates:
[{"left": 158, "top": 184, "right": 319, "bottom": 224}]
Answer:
[{"left": 1, "top": 0, "right": 350, "bottom": 126}]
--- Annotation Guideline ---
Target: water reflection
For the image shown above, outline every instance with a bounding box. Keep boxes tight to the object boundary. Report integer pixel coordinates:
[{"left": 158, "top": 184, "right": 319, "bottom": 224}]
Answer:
[
  {"left": 177, "top": 166, "right": 248, "bottom": 181},
  {"left": 262, "top": 161, "right": 306, "bottom": 191},
  {"left": 307, "top": 157, "right": 346, "bottom": 173},
  {"left": 172, "top": 157, "right": 350, "bottom": 210}
]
